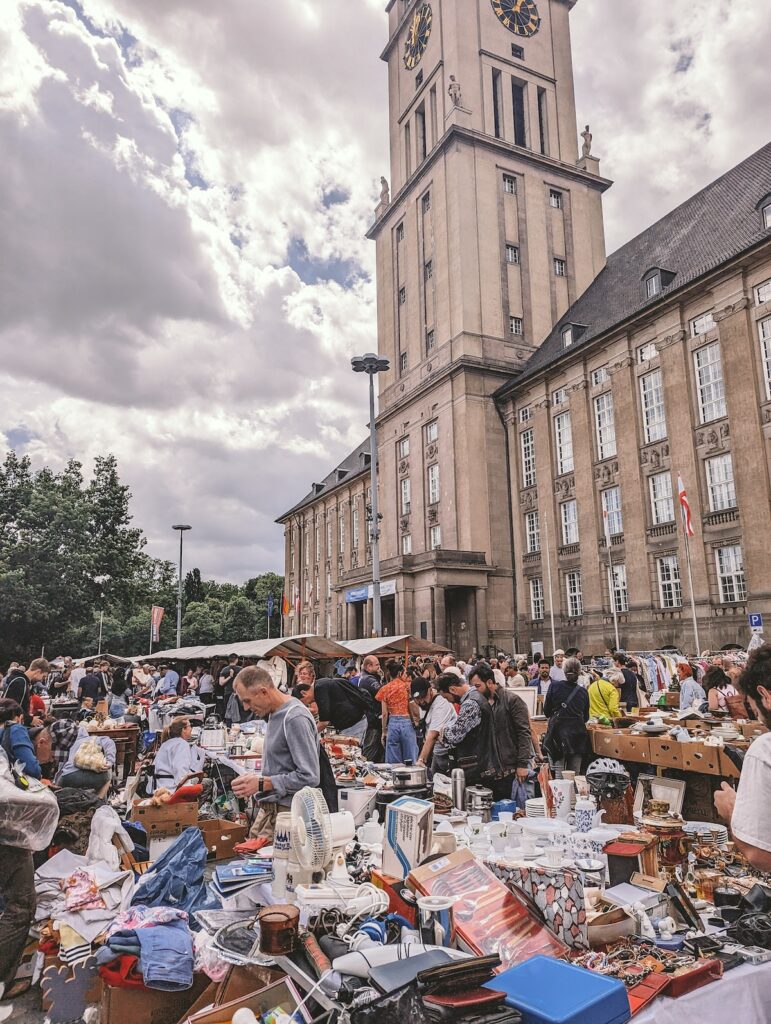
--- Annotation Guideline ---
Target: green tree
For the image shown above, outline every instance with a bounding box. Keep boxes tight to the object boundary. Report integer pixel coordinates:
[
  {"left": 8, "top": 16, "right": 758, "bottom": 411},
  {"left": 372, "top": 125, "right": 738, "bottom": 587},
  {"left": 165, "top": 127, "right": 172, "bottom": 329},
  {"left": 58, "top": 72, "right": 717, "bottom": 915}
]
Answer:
[
  {"left": 182, "top": 600, "right": 225, "bottom": 646},
  {"left": 244, "top": 572, "right": 285, "bottom": 639},
  {"left": 184, "top": 568, "right": 206, "bottom": 605},
  {"left": 222, "top": 595, "right": 258, "bottom": 643}
]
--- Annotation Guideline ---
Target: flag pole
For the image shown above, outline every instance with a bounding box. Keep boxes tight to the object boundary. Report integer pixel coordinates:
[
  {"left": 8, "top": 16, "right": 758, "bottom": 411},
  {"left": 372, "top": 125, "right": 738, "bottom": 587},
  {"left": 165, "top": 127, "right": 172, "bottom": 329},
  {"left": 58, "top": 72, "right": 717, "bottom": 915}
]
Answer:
[
  {"left": 604, "top": 510, "right": 620, "bottom": 652},
  {"left": 543, "top": 513, "right": 557, "bottom": 655},
  {"left": 149, "top": 609, "right": 153, "bottom": 656},
  {"left": 684, "top": 531, "right": 701, "bottom": 656}
]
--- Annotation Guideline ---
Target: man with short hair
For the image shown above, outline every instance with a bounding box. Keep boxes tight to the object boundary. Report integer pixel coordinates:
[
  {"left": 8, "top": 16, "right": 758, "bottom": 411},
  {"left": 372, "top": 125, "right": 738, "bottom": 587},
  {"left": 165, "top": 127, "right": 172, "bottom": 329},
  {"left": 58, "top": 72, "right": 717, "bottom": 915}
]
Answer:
[
  {"left": 550, "top": 650, "right": 567, "bottom": 684},
  {"left": 714, "top": 644, "right": 771, "bottom": 872},
  {"left": 358, "top": 655, "right": 384, "bottom": 762},
  {"left": 307, "top": 675, "right": 370, "bottom": 743},
  {"left": 77, "top": 665, "right": 108, "bottom": 704},
  {"left": 154, "top": 665, "right": 180, "bottom": 700},
  {"left": 6, "top": 658, "right": 50, "bottom": 724},
  {"left": 534, "top": 658, "right": 552, "bottom": 697},
  {"left": 434, "top": 671, "right": 496, "bottom": 783},
  {"left": 232, "top": 666, "right": 320, "bottom": 839},
  {"left": 614, "top": 652, "right": 639, "bottom": 709},
  {"left": 471, "top": 662, "right": 532, "bottom": 798},
  {"left": 440, "top": 654, "right": 463, "bottom": 678},
  {"left": 411, "top": 677, "right": 457, "bottom": 770}
]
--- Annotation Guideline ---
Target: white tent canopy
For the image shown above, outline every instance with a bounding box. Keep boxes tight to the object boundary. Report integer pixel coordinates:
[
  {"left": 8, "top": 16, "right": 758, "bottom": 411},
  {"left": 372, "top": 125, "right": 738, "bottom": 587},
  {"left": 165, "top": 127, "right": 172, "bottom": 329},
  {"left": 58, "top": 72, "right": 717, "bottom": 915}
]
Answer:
[
  {"left": 142, "top": 635, "right": 351, "bottom": 663},
  {"left": 342, "top": 635, "right": 451, "bottom": 658}
]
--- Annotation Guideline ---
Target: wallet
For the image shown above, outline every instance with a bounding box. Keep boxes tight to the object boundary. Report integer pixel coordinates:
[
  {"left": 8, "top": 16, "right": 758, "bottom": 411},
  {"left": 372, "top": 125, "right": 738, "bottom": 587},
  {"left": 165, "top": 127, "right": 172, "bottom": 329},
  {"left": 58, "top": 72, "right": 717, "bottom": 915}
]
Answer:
[
  {"left": 417, "top": 954, "right": 502, "bottom": 993},
  {"left": 369, "top": 950, "right": 453, "bottom": 994},
  {"left": 664, "top": 958, "right": 723, "bottom": 997},
  {"left": 626, "top": 973, "right": 671, "bottom": 1017}
]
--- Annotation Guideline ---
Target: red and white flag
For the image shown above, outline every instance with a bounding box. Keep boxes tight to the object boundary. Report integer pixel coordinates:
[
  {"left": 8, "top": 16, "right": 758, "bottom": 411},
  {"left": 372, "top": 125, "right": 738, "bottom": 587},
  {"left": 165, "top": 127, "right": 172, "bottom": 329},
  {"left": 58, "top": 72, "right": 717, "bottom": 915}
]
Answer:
[
  {"left": 151, "top": 605, "right": 165, "bottom": 643},
  {"left": 677, "top": 475, "right": 695, "bottom": 538}
]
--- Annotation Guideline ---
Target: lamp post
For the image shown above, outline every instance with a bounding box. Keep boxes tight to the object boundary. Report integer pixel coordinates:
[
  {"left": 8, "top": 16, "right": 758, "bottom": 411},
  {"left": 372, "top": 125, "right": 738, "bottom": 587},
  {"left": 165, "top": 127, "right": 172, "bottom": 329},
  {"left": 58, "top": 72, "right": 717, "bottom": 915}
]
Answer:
[
  {"left": 94, "top": 574, "right": 111, "bottom": 656},
  {"left": 172, "top": 524, "right": 192, "bottom": 649},
  {"left": 351, "top": 353, "right": 390, "bottom": 637}
]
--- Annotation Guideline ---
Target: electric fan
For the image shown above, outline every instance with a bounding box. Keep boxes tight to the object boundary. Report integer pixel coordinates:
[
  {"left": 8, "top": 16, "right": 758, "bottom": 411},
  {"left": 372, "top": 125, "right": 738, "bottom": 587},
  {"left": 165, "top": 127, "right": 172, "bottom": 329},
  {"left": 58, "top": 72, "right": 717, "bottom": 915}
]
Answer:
[{"left": 278, "top": 787, "right": 356, "bottom": 904}]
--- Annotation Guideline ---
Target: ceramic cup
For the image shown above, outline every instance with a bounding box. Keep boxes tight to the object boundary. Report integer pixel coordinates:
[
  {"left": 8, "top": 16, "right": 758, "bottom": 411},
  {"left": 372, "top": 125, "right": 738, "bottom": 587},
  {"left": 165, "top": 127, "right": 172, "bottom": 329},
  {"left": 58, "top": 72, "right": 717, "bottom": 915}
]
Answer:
[
  {"left": 549, "top": 779, "right": 574, "bottom": 822},
  {"left": 545, "top": 845, "right": 563, "bottom": 867},
  {"left": 498, "top": 811, "right": 515, "bottom": 823},
  {"left": 520, "top": 834, "right": 537, "bottom": 855}
]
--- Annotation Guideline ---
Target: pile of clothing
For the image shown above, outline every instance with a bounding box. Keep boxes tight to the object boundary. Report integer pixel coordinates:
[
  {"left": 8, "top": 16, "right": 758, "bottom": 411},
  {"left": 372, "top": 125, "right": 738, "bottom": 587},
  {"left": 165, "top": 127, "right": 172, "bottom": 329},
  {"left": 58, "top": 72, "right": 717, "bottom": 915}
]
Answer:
[{"left": 96, "top": 906, "right": 194, "bottom": 991}]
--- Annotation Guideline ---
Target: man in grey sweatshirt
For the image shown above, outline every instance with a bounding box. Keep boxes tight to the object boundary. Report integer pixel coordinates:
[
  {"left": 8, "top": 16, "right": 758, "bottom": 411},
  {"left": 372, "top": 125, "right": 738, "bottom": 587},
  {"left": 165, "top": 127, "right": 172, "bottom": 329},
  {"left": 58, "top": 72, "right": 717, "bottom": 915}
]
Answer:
[{"left": 232, "top": 665, "right": 320, "bottom": 839}]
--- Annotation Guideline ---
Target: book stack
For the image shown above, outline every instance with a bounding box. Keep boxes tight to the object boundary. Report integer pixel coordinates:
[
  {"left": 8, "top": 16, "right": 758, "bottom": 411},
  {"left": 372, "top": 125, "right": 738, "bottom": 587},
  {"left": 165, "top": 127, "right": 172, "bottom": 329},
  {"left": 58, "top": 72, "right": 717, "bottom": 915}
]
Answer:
[{"left": 211, "top": 858, "right": 274, "bottom": 901}]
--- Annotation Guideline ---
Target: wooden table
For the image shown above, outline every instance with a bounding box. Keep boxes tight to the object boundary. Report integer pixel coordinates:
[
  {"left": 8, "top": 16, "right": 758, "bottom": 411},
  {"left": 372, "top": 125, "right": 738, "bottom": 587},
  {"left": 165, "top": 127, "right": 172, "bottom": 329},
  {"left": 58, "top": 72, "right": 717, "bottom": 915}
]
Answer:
[{"left": 90, "top": 725, "right": 140, "bottom": 782}]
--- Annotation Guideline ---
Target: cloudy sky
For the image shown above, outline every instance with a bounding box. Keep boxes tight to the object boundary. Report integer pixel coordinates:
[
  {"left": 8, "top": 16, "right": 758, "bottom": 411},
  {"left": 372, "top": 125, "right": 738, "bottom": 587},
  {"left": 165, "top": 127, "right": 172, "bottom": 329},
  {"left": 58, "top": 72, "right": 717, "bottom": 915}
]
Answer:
[{"left": 2, "top": 0, "right": 769, "bottom": 582}]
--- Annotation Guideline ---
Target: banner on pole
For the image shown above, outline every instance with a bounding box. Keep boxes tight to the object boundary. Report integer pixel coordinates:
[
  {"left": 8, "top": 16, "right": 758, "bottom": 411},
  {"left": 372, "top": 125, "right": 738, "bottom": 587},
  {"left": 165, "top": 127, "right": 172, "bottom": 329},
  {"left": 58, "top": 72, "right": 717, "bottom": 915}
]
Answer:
[
  {"left": 151, "top": 605, "right": 165, "bottom": 643},
  {"left": 267, "top": 594, "right": 274, "bottom": 617},
  {"left": 677, "top": 475, "right": 695, "bottom": 538}
]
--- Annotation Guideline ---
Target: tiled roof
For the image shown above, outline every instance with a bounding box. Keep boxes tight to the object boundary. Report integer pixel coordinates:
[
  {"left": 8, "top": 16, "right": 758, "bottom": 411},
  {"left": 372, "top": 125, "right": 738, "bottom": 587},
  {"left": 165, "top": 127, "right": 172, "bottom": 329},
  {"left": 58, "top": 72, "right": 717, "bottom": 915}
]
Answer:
[
  {"left": 277, "top": 438, "right": 370, "bottom": 521},
  {"left": 503, "top": 140, "right": 771, "bottom": 390}
]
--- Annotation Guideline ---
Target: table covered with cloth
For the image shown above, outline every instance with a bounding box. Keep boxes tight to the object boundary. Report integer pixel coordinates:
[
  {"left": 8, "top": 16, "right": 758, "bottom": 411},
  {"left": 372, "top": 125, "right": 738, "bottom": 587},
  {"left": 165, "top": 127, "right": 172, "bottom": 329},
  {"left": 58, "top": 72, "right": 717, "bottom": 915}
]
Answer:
[{"left": 635, "top": 960, "right": 771, "bottom": 1024}]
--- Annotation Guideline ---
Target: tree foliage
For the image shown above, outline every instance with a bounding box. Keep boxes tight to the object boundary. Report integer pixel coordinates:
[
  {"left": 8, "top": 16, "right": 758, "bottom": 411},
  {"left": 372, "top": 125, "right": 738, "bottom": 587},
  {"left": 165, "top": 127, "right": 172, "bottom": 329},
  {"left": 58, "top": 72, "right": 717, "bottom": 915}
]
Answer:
[{"left": 0, "top": 451, "right": 284, "bottom": 663}]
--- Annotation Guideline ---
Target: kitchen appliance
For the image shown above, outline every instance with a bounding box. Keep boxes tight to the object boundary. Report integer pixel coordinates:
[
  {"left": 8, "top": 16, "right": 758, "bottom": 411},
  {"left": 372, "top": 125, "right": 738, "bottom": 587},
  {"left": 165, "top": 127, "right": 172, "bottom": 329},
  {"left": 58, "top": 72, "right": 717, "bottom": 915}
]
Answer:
[
  {"left": 392, "top": 762, "right": 428, "bottom": 790},
  {"left": 338, "top": 786, "right": 378, "bottom": 826},
  {"left": 451, "top": 768, "right": 466, "bottom": 812},
  {"left": 465, "top": 786, "right": 494, "bottom": 822},
  {"left": 375, "top": 786, "right": 429, "bottom": 822}
]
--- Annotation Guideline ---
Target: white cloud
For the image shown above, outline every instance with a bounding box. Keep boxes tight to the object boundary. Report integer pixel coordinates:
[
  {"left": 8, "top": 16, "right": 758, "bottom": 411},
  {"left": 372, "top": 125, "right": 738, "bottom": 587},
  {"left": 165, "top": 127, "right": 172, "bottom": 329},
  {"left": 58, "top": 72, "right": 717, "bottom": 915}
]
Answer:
[{"left": 1, "top": 0, "right": 769, "bottom": 581}]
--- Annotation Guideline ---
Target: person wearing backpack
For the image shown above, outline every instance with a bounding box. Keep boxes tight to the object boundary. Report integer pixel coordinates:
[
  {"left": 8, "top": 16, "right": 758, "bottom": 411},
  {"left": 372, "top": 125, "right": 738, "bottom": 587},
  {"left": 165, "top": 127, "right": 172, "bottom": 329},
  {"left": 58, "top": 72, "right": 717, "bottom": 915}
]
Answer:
[
  {"left": 543, "top": 656, "right": 589, "bottom": 775},
  {"left": 588, "top": 670, "right": 623, "bottom": 721}
]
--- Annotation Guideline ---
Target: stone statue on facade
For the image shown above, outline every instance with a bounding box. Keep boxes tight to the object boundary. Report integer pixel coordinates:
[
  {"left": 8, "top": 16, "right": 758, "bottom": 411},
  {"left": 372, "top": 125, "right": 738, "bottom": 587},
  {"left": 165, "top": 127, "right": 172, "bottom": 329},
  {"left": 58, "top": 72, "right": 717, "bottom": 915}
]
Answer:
[
  {"left": 448, "top": 75, "right": 463, "bottom": 107},
  {"left": 581, "top": 124, "right": 593, "bottom": 158},
  {"left": 380, "top": 176, "right": 390, "bottom": 205}
]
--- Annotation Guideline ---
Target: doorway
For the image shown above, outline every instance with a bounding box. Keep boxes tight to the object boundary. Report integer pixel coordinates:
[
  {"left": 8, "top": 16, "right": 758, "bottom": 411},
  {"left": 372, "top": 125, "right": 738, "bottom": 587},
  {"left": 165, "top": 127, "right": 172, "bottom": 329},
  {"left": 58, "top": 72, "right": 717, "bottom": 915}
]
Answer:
[{"left": 445, "top": 587, "right": 476, "bottom": 658}]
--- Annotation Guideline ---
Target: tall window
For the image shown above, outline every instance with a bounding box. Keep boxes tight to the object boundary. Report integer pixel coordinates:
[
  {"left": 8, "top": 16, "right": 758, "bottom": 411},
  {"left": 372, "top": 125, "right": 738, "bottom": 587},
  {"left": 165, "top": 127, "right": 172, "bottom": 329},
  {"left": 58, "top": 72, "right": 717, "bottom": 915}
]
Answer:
[
  {"left": 690, "top": 311, "right": 716, "bottom": 337},
  {"left": 530, "top": 578, "right": 544, "bottom": 620},
  {"left": 315, "top": 523, "right": 320, "bottom": 561},
  {"left": 398, "top": 436, "right": 410, "bottom": 459},
  {"left": 755, "top": 279, "right": 771, "bottom": 305},
  {"left": 399, "top": 351, "right": 408, "bottom": 373},
  {"left": 422, "top": 192, "right": 431, "bottom": 213},
  {"left": 402, "top": 534, "right": 412, "bottom": 555},
  {"left": 560, "top": 499, "right": 578, "bottom": 545},
  {"left": 566, "top": 571, "right": 583, "bottom": 617},
  {"left": 694, "top": 343, "right": 726, "bottom": 423},
  {"left": 506, "top": 244, "right": 520, "bottom": 264},
  {"left": 492, "top": 69, "right": 503, "bottom": 139},
  {"left": 326, "top": 570, "right": 332, "bottom": 597},
  {"left": 512, "top": 80, "right": 527, "bottom": 146},
  {"left": 400, "top": 477, "right": 411, "bottom": 515},
  {"left": 592, "top": 367, "right": 609, "bottom": 386},
  {"left": 338, "top": 514, "right": 345, "bottom": 553},
  {"left": 645, "top": 273, "right": 661, "bottom": 299},
  {"left": 426, "top": 328, "right": 435, "bottom": 353},
  {"left": 352, "top": 507, "right": 360, "bottom": 547},
  {"left": 399, "top": 287, "right": 406, "bottom": 305},
  {"left": 554, "top": 258, "right": 566, "bottom": 277},
  {"left": 706, "top": 454, "right": 736, "bottom": 511},
  {"left": 637, "top": 342, "right": 658, "bottom": 364},
  {"left": 510, "top": 315, "right": 523, "bottom": 336},
  {"left": 326, "top": 518, "right": 333, "bottom": 553},
  {"left": 649, "top": 472, "right": 674, "bottom": 524},
  {"left": 429, "top": 524, "right": 441, "bottom": 549},
  {"left": 503, "top": 174, "right": 517, "bottom": 195},
  {"left": 657, "top": 555, "right": 682, "bottom": 608},
  {"left": 525, "top": 510, "right": 540, "bottom": 553},
  {"left": 416, "top": 105, "right": 427, "bottom": 162},
  {"left": 428, "top": 463, "right": 440, "bottom": 504},
  {"left": 521, "top": 428, "right": 536, "bottom": 488},
  {"left": 594, "top": 392, "right": 617, "bottom": 460},
  {"left": 537, "top": 86, "right": 548, "bottom": 155},
  {"left": 640, "top": 369, "right": 667, "bottom": 442},
  {"left": 424, "top": 259, "right": 433, "bottom": 280},
  {"left": 425, "top": 420, "right": 438, "bottom": 443},
  {"left": 304, "top": 527, "right": 309, "bottom": 565},
  {"left": 555, "top": 412, "right": 574, "bottom": 475},
  {"left": 396, "top": 222, "right": 404, "bottom": 243},
  {"left": 549, "top": 190, "right": 563, "bottom": 209},
  {"left": 716, "top": 545, "right": 747, "bottom": 603},
  {"left": 759, "top": 317, "right": 771, "bottom": 399},
  {"left": 611, "top": 564, "right": 629, "bottom": 613},
  {"left": 602, "top": 486, "right": 623, "bottom": 536}
]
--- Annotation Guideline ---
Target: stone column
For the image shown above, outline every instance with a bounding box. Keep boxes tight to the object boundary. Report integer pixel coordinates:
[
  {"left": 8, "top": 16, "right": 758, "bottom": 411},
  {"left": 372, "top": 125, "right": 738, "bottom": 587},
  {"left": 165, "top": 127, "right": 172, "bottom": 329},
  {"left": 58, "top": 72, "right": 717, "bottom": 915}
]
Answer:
[
  {"left": 569, "top": 382, "right": 603, "bottom": 629},
  {"left": 433, "top": 584, "right": 447, "bottom": 646}
]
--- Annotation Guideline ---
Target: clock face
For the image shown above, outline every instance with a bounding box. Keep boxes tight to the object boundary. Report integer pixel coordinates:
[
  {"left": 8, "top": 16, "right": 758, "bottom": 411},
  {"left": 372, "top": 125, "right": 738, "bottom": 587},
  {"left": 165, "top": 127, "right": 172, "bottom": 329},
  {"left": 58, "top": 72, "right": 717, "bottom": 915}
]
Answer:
[
  {"left": 491, "top": 0, "right": 541, "bottom": 38},
  {"left": 403, "top": 3, "right": 433, "bottom": 71}
]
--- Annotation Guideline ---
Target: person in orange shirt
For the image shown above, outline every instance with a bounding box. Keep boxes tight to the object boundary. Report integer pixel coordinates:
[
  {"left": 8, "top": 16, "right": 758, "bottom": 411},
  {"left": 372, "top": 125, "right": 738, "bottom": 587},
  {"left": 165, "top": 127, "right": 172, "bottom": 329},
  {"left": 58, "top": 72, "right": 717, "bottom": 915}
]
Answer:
[{"left": 377, "top": 660, "right": 419, "bottom": 764}]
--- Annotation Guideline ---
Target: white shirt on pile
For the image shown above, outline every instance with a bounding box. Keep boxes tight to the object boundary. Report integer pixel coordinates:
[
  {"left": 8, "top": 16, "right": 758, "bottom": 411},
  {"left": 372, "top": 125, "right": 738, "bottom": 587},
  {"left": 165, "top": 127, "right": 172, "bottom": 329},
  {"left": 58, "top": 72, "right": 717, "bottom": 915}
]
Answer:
[{"left": 732, "top": 731, "right": 771, "bottom": 854}]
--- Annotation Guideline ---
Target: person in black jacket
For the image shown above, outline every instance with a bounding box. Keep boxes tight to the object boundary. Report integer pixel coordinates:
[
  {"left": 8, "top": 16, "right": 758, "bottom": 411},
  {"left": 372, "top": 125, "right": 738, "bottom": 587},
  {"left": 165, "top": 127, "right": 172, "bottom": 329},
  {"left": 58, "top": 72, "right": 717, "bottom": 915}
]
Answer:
[
  {"left": 357, "top": 656, "right": 384, "bottom": 762},
  {"left": 434, "top": 672, "right": 497, "bottom": 784},
  {"left": 544, "top": 656, "right": 589, "bottom": 775},
  {"left": 4, "top": 659, "right": 49, "bottom": 725},
  {"left": 471, "top": 662, "right": 533, "bottom": 799}
]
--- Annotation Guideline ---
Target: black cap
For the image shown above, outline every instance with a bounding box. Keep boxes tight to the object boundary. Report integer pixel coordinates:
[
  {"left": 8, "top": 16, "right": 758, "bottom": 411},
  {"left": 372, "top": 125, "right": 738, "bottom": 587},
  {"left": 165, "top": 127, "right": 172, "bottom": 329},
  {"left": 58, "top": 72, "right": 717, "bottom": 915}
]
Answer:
[{"left": 410, "top": 678, "right": 431, "bottom": 699}]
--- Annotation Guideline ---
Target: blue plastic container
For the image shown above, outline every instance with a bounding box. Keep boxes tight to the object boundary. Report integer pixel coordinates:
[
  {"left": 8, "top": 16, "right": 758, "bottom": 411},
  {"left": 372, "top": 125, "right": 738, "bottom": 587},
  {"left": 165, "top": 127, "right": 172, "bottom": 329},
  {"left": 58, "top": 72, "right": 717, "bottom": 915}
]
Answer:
[
  {"left": 484, "top": 956, "right": 631, "bottom": 1024},
  {"left": 491, "top": 799, "right": 518, "bottom": 820}
]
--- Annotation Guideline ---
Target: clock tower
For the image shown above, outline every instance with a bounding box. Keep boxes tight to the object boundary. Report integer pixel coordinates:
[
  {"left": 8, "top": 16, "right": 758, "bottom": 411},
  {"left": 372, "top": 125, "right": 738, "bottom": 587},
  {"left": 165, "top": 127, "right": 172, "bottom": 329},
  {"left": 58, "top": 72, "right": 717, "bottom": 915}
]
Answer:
[{"left": 366, "top": 0, "right": 611, "bottom": 654}]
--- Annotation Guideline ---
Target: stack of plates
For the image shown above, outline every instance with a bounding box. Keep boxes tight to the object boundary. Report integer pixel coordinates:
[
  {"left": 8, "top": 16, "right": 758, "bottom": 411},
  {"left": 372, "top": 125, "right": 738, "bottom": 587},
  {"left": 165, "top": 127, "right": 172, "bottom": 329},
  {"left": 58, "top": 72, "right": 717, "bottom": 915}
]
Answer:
[
  {"left": 684, "top": 821, "right": 729, "bottom": 847},
  {"left": 712, "top": 725, "right": 740, "bottom": 741},
  {"left": 525, "top": 798, "right": 545, "bottom": 818}
]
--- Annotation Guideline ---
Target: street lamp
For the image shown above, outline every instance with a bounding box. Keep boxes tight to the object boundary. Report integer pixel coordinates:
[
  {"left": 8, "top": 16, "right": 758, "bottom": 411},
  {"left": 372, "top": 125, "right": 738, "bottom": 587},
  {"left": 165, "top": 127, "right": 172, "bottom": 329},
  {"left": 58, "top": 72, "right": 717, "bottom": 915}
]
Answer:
[
  {"left": 351, "top": 353, "right": 390, "bottom": 637},
  {"left": 94, "top": 574, "right": 111, "bottom": 656},
  {"left": 172, "top": 524, "right": 192, "bottom": 649}
]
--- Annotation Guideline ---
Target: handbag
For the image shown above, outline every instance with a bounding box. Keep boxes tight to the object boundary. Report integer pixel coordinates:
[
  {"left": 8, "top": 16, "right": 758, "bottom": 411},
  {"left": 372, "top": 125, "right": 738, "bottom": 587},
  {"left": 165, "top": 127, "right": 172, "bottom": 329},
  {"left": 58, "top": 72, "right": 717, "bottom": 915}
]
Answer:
[
  {"left": 490, "top": 863, "right": 589, "bottom": 950},
  {"left": 73, "top": 739, "right": 110, "bottom": 773},
  {"left": 542, "top": 686, "right": 582, "bottom": 759}
]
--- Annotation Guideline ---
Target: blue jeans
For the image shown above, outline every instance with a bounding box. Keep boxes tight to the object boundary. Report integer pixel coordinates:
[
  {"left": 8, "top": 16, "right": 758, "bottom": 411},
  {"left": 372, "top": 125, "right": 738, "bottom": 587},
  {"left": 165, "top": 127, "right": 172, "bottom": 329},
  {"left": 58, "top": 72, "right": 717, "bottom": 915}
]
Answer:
[{"left": 385, "top": 716, "right": 418, "bottom": 764}]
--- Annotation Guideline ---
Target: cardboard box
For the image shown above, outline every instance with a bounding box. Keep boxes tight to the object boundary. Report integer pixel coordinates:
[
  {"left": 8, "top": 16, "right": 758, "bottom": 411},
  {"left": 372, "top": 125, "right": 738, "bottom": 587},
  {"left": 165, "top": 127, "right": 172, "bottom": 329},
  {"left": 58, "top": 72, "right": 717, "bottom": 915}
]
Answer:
[
  {"left": 382, "top": 796, "right": 433, "bottom": 879},
  {"left": 615, "top": 734, "right": 652, "bottom": 763},
  {"left": 186, "top": 978, "right": 310, "bottom": 1024},
  {"left": 681, "top": 741, "right": 721, "bottom": 775},
  {"left": 409, "top": 848, "right": 568, "bottom": 968},
  {"left": 592, "top": 730, "right": 626, "bottom": 759},
  {"left": 130, "top": 799, "right": 199, "bottom": 838},
  {"left": 647, "top": 736, "right": 684, "bottom": 769},
  {"left": 100, "top": 971, "right": 211, "bottom": 1024},
  {"left": 741, "top": 722, "right": 767, "bottom": 739},
  {"left": 198, "top": 818, "right": 249, "bottom": 860},
  {"left": 371, "top": 868, "right": 418, "bottom": 926},
  {"left": 718, "top": 748, "right": 742, "bottom": 778}
]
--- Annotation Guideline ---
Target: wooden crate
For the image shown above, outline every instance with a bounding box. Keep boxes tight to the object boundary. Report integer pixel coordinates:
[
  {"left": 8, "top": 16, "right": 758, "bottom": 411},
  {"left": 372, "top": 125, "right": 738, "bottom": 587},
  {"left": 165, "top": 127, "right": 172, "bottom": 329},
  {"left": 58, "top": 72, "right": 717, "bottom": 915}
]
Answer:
[
  {"left": 615, "top": 734, "right": 652, "bottom": 764},
  {"left": 647, "top": 736, "right": 684, "bottom": 769},
  {"left": 681, "top": 741, "right": 721, "bottom": 776}
]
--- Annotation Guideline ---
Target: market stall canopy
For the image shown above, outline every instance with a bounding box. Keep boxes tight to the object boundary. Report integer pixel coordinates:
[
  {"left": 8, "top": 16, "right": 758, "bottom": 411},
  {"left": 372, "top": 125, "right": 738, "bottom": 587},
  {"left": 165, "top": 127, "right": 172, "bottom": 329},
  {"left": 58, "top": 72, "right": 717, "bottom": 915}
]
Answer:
[
  {"left": 74, "top": 653, "right": 136, "bottom": 666},
  {"left": 141, "top": 635, "right": 351, "bottom": 663},
  {"left": 342, "top": 635, "right": 452, "bottom": 658}
]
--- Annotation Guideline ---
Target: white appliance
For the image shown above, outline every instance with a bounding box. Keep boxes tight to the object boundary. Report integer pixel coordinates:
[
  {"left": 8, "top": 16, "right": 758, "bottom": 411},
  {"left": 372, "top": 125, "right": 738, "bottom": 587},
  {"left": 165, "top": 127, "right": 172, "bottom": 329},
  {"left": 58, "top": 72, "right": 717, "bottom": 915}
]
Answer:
[{"left": 338, "top": 787, "right": 378, "bottom": 826}]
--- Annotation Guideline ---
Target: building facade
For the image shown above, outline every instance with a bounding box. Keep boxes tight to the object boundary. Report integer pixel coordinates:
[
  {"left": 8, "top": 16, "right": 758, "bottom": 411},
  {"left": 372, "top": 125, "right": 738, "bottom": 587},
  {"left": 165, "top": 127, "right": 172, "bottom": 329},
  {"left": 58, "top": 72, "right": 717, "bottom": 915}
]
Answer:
[{"left": 279, "top": 0, "right": 771, "bottom": 655}]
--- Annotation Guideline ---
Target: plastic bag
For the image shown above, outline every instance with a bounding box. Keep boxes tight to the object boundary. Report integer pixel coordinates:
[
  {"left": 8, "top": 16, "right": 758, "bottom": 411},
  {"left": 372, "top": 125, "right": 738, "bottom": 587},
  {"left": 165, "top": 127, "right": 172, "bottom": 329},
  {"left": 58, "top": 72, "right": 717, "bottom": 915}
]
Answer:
[
  {"left": 510, "top": 780, "right": 528, "bottom": 812},
  {"left": 0, "top": 754, "right": 60, "bottom": 851}
]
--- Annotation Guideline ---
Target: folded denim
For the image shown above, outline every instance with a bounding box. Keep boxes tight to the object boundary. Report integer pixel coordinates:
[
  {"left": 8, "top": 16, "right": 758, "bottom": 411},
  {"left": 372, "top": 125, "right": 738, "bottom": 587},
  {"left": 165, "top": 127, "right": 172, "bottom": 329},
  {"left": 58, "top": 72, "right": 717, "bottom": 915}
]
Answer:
[{"left": 135, "top": 921, "right": 193, "bottom": 991}]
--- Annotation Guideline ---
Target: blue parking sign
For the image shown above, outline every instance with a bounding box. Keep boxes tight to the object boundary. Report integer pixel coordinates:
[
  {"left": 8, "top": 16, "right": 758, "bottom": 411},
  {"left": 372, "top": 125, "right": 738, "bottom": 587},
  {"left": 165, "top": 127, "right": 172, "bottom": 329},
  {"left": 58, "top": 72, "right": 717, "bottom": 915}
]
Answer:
[{"left": 749, "top": 613, "right": 763, "bottom": 629}]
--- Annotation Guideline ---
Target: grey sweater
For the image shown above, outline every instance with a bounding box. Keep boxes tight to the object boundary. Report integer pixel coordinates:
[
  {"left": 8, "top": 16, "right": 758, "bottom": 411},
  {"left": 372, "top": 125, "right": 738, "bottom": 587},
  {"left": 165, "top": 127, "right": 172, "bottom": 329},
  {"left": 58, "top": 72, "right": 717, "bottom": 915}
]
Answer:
[{"left": 262, "top": 698, "right": 320, "bottom": 805}]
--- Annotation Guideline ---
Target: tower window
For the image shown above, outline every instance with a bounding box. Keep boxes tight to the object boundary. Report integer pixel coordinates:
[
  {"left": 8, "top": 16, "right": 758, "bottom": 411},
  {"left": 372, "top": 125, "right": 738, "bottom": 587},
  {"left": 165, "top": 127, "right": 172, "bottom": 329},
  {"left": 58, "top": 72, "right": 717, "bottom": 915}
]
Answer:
[
  {"left": 426, "top": 328, "right": 435, "bottom": 353},
  {"left": 511, "top": 43, "right": 525, "bottom": 60},
  {"left": 561, "top": 326, "right": 573, "bottom": 348},
  {"left": 415, "top": 70, "right": 424, "bottom": 89},
  {"left": 549, "top": 189, "right": 563, "bottom": 209},
  {"left": 537, "top": 87, "right": 548, "bottom": 156},
  {"left": 510, "top": 315, "right": 523, "bottom": 336},
  {"left": 399, "top": 286, "right": 406, "bottom": 304},
  {"left": 503, "top": 174, "right": 517, "bottom": 195},
  {"left": 416, "top": 104, "right": 427, "bottom": 162},
  {"left": 512, "top": 80, "right": 527, "bottom": 147},
  {"left": 505, "top": 244, "right": 520, "bottom": 264},
  {"left": 399, "top": 351, "right": 408, "bottom": 373},
  {"left": 554, "top": 258, "right": 566, "bottom": 277},
  {"left": 492, "top": 68, "right": 503, "bottom": 140},
  {"left": 422, "top": 192, "right": 431, "bottom": 213},
  {"left": 396, "top": 223, "right": 404, "bottom": 243},
  {"left": 424, "top": 259, "right": 433, "bottom": 280}
]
